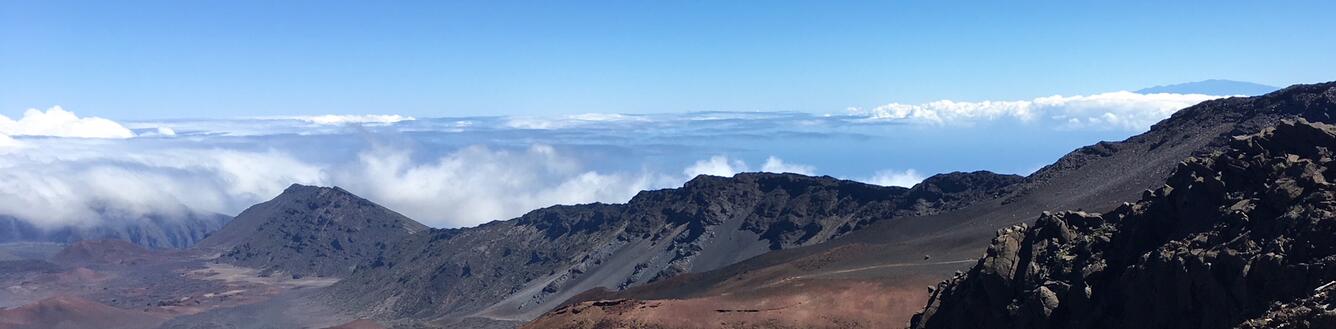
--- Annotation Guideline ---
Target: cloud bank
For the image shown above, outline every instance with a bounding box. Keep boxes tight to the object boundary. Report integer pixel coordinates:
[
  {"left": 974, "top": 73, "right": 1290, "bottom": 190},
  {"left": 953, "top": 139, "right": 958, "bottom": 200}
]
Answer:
[
  {"left": 0, "top": 147, "right": 326, "bottom": 228},
  {"left": 683, "top": 155, "right": 817, "bottom": 178},
  {"left": 0, "top": 134, "right": 20, "bottom": 149},
  {"left": 0, "top": 140, "right": 825, "bottom": 228},
  {"left": 333, "top": 144, "right": 660, "bottom": 227},
  {"left": 0, "top": 106, "right": 135, "bottom": 138},
  {"left": 279, "top": 114, "right": 416, "bottom": 125},
  {"left": 854, "top": 91, "right": 1222, "bottom": 131},
  {"left": 761, "top": 156, "right": 815, "bottom": 175},
  {"left": 684, "top": 155, "right": 752, "bottom": 178}
]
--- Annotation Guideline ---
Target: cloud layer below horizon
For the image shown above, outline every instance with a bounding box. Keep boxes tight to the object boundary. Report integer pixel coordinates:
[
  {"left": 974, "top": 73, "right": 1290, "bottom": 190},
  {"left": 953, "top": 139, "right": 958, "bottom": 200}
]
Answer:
[
  {"left": 852, "top": 91, "right": 1223, "bottom": 131},
  {"left": 0, "top": 90, "right": 1228, "bottom": 228}
]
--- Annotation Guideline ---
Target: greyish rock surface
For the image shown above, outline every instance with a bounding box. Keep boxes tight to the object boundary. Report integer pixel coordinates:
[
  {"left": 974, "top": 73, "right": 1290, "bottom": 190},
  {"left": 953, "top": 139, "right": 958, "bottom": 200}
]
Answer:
[
  {"left": 197, "top": 184, "right": 429, "bottom": 278},
  {"left": 911, "top": 119, "right": 1336, "bottom": 329}
]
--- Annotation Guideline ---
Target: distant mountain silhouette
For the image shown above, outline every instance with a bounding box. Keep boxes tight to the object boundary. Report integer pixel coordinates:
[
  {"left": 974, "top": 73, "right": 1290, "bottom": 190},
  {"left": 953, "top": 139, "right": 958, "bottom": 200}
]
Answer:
[
  {"left": 1136, "top": 79, "right": 1277, "bottom": 95},
  {"left": 0, "top": 211, "right": 229, "bottom": 249}
]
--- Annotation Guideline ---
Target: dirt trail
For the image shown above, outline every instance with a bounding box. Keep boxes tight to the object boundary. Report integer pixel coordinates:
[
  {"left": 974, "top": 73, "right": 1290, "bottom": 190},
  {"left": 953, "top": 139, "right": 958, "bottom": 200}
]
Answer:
[{"left": 762, "top": 259, "right": 976, "bottom": 287}]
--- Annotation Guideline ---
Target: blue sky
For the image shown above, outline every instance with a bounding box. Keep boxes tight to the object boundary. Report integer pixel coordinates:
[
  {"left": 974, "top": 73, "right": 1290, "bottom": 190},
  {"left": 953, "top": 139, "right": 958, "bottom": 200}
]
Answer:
[
  {"left": 3, "top": 1, "right": 1334, "bottom": 119},
  {"left": 0, "top": 1, "right": 1332, "bottom": 228}
]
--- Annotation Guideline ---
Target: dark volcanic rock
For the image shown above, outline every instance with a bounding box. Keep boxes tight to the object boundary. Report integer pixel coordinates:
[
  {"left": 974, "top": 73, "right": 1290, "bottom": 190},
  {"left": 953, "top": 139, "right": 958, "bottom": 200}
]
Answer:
[
  {"left": 911, "top": 119, "right": 1336, "bottom": 329},
  {"left": 324, "top": 171, "right": 1021, "bottom": 322},
  {"left": 197, "top": 184, "right": 428, "bottom": 277},
  {"left": 0, "top": 211, "right": 229, "bottom": 249}
]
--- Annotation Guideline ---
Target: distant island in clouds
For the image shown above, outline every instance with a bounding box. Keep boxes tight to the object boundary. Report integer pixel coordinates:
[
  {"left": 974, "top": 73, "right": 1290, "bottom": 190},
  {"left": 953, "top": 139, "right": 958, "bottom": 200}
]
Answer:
[{"left": 1136, "top": 79, "right": 1278, "bottom": 96}]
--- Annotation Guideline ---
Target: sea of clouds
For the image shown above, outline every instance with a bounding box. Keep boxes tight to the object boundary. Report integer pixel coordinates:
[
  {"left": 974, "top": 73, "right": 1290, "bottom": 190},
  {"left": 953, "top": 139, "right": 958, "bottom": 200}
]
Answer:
[{"left": 0, "top": 90, "right": 1229, "bottom": 228}]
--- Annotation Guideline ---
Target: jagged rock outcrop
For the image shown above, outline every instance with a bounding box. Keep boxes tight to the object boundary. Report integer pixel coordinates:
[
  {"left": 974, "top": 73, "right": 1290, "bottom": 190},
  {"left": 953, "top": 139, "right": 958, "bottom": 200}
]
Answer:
[
  {"left": 904, "top": 171, "right": 1024, "bottom": 213},
  {"left": 911, "top": 119, "right": 1336, "bottom": 329},
  {"left": 324, "top": 171, "right": 1021, "bottom": 323},
  {"left": 196, "top": 184, "right": 428, "bottom": 278}
]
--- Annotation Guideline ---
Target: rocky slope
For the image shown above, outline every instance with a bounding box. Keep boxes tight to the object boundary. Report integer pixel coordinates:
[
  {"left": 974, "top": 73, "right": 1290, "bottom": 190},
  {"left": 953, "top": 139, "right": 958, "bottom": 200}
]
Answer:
[
  {"left": 0, "top": 211, "right": 229, "bottom": 249},
  {"left": 911, "top": 119, "right": 1336, "bottom": 329},
  {"left": 323, "top": 171, "right": 1021, "bottom": 325},
  {"left": 523, "top": 82, "right": 1336, "bottom": 329},
  {"left": 197, "top": 184, "right": 429, "bottom": 278}
]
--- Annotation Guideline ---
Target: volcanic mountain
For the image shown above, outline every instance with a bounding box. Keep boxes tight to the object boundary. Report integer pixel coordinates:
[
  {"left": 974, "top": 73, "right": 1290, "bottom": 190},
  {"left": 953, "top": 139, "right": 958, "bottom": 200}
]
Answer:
[
  {"left": 912, "top": 119, "right": 1336, "bottom": 329},
  {"left": 1136, "top": 79, "right": 1278, "bottom": 96},
  {"left": 523, "top": 82, "right": 1336, "bottom": 328},
  {"left": 197, "top": 184, "right": 429, "bottom": 277}
]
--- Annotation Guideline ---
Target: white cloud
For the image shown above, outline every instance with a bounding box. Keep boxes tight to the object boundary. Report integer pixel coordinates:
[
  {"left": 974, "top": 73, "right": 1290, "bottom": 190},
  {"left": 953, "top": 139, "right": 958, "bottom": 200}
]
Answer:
[
  {"left": 0, "top": 106, "right": 135, "bottom": 138},
  {"left": 274, "top": 114, "right": 415, "bottom": 125},
  {"left": 332, "top": 144, "right": 655, "bottom": 227},
  {"left": 567, "top": 113, "right": 643, "bottom": 122},
  {"left": 683, "top": 155, "right": 750, "bottom": 178},
  {"left": 760, "top": 156, "right": 815, "bottom": 175},
  {"left": 504, "top": 117, "right": 565, "bottom": 130},
  {"left": 854, "top": 91, "right": 1222, "bottom": 131},
  {"left": 1, "top": 134, "right": 814, "bottom": 229},
  {"left": 868, "top": 169, "right": 924, "bottom": 187}
]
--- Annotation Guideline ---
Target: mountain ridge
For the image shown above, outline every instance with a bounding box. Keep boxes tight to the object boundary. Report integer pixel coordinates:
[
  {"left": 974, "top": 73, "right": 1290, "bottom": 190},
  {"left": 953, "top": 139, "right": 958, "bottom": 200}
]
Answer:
[
  {"left": 523, "top": 81, "right": 1336, "bottom": 328},
  {"left": 318, "top": 171, "right": 1022, "bottom": 325}
]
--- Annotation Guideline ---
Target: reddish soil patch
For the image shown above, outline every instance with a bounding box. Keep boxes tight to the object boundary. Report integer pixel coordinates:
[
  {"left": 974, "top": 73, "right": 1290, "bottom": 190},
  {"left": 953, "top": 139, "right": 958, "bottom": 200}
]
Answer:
[
  {"left": 0, "top": 295, "right": 167, "bottom": 329},
  {"left": 324, "top": 319, "right": 388, "bottom": 329},
  {"left": 524, "top": 279, "right": 935, "bottom": 329}
]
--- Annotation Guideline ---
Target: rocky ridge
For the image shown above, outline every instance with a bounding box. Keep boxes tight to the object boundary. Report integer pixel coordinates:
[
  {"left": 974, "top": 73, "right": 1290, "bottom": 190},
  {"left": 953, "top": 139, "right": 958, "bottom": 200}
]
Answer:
[
  {"left": 911, "top": 119, "right": 1336, "bottom": 329},
  {"left": 324, "top": 171, "right": 1021, "bottom": 324}
]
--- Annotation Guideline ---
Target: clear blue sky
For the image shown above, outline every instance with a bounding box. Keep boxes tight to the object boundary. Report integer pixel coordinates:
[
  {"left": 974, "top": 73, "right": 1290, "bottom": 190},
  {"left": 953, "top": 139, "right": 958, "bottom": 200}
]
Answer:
[{"left": 3, "top": 1, "right": 1334, "bottom": 120}]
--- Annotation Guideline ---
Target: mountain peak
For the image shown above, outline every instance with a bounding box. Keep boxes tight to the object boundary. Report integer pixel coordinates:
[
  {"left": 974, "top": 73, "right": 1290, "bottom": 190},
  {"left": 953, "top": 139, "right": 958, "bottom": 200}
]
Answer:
[
  {"left": 279, "top": 183, "right": 356, "bottom": 199},
  {"left": 197, "top": 184, "right": 428, "bottom": 277}
]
